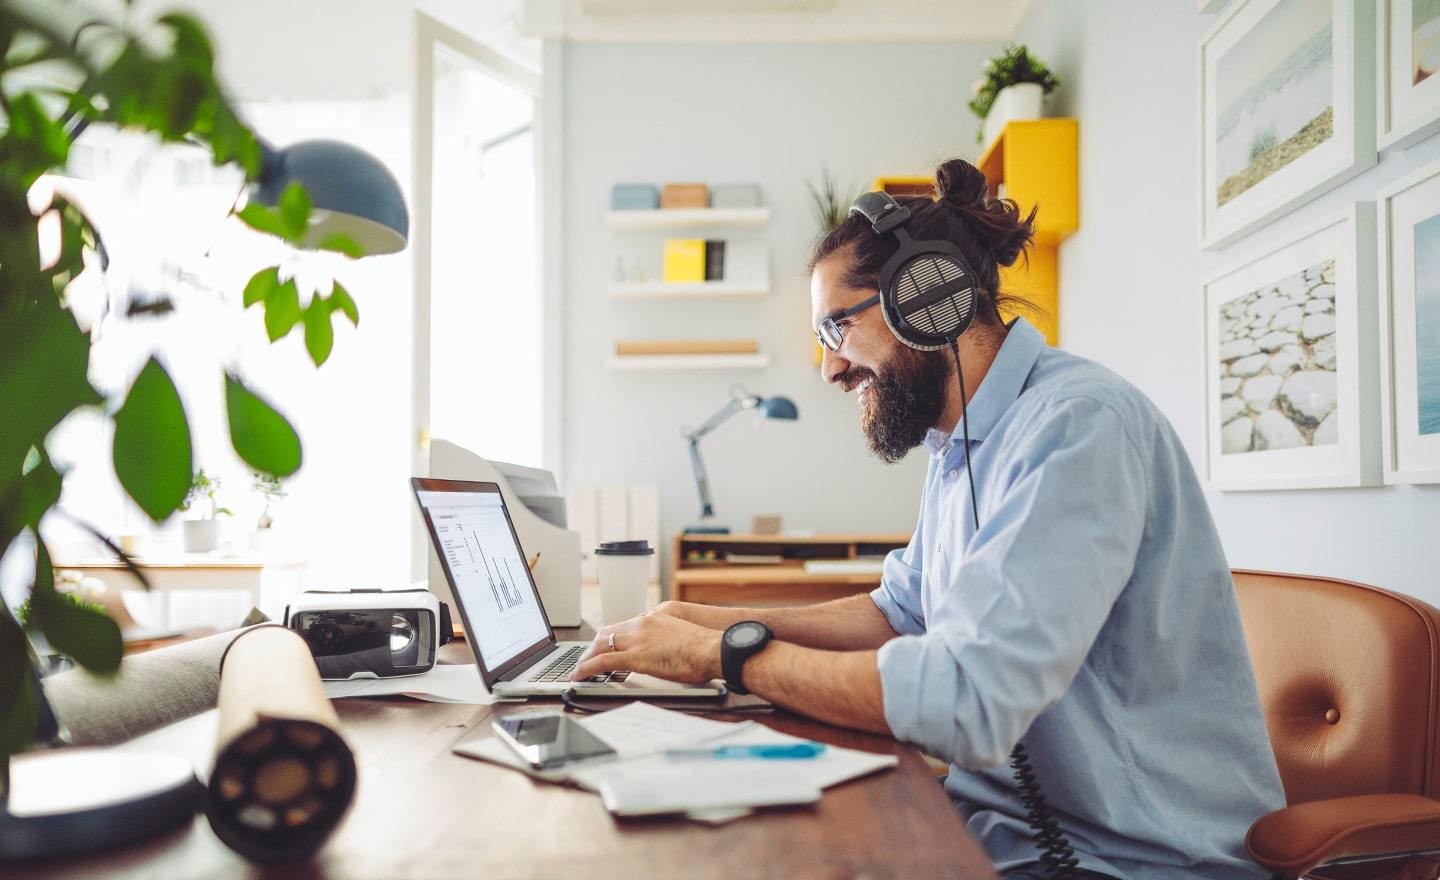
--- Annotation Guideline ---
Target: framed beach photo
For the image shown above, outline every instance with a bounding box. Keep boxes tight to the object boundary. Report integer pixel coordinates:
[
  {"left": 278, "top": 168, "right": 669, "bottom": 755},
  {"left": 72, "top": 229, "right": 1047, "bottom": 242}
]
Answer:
[
  {"left": 1203, "top": 204, "right": 1380, "bottom": 490},
  {"left": 1377, "top": 159, "right": 1440, "bottom": 482},
  {"left": 1200, "top": 0, "right": 1376, "bottom": 249},
  {"left": 1379, "top": 0, "right": 1440, "bottom": 150}
]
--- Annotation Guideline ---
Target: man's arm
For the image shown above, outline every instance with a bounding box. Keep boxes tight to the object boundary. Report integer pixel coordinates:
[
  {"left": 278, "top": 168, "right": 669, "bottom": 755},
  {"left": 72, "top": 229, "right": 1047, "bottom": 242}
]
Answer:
[{"left": 653, "top": 593, "right": 898, "bottom": 650}]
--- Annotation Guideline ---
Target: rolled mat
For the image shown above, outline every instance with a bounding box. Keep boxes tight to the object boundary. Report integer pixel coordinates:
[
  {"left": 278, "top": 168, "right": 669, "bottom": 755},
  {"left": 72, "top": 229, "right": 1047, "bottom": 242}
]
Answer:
[
  {"left": 205, "top": 624, "right": 357, "bottom": 863},
  {"left": 42, "top": 627, "right": 249, "bottom": 746}
]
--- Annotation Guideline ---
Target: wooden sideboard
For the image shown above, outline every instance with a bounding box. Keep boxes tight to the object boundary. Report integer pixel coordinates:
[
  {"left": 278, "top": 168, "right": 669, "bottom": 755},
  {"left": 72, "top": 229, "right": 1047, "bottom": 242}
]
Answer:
[{"left": 671, "top": 533, "right": 910, "bottom": 606}]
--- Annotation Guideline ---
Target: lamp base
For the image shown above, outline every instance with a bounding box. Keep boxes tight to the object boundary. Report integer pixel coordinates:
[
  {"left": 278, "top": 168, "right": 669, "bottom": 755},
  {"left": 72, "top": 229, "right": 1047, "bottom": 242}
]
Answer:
[
  {"left": 0, "top": 750, "right": 200, "bottom": 862},
  {"left": 683, "top": 524, "right": 731, "bottom": 535}
]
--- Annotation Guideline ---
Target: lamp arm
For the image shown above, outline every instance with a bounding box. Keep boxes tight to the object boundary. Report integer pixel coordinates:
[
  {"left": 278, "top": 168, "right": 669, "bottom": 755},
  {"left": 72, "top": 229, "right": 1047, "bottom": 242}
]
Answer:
[
  {"left": 688, "top": 436, "right": 716, "bottom": 519},
  {"left": 685, "top": 394, "right": 757, "bottom": 443}
]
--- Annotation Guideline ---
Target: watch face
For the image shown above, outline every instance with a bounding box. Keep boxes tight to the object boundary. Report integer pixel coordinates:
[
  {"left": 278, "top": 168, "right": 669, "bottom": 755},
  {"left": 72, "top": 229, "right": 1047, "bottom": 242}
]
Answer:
[{"left": 727, "top": 622, "right": 765, "bottom": 648}]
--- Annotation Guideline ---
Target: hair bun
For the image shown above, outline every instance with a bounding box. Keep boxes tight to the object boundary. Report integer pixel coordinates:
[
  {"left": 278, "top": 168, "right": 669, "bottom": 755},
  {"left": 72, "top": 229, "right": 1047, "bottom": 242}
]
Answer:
[{"left": 935, "top": 158, "right": 988, "bottom": 209}]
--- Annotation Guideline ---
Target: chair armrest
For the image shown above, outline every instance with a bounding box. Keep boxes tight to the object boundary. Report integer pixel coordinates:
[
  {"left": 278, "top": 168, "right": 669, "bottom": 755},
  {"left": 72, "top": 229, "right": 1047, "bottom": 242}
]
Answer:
[{"left": 1246, "top": 794, "right": 1440, "bottom": 877}]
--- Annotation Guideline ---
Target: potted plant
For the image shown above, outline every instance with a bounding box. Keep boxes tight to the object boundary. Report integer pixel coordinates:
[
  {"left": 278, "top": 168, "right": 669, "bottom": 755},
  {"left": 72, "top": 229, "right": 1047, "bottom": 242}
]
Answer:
[
  {"left": 804, "top": 164, "right": 864, "bottom": 238},
  {"left": 968, "top": 43, "right": 1062, "bottom": 148},
  {"left": 251, "top": 470, "right": 286, "bottom": 549},
  {"left": 180, "top": 469, "right": 231, "bottom": 553}
]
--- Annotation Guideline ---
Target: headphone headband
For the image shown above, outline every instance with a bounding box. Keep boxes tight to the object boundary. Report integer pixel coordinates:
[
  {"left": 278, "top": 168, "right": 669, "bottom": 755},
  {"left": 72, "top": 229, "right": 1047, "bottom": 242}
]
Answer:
[{"left": 849, "top": 191, "right": 911, "bottom": 235}]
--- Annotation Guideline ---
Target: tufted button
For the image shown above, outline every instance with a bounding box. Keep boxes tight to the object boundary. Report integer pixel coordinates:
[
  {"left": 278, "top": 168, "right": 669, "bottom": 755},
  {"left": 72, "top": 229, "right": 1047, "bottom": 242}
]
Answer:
[{"left": 1324, "top": 708, "right": 1340, "bottom": 724}]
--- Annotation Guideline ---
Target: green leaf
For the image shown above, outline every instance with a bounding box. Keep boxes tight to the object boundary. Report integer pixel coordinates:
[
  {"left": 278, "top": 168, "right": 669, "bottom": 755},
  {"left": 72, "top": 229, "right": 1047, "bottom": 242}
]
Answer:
[
  {"left": 236, "top": 202, "right": 291, "bottom": 239},
  {"left": 0, "top": 296, "right": 104, "bottom": 479},
  {"left": 242, "top": 266, "right": 279, "bottom": 308},
  {"left": 277, "top": 182, "right": 311, "bottom": 241},
  {"left": 226, "top": 374, "right": 301, "bottom": 477},
  {"left": 0, "top": 603, "right": 39, "bottom": 759},
  {"left": 303, "top": 297, "right": 334, "bottom": 366},
  {"left": 263, "top": 276, "right": 301, "bottom": 341},
  {"left": 316, "top": 233, "right": 364, "bottom": 259},
  {"left": 112, "top": 358, "right": 192, "bottom": 521},
  {"left": 328, "top": 281, "right": 359, "bottom": 326},
  {"left": 0, "top": 452, "right": 61, "bottom": 560},
  {"left": 30, "top": 541, "right": 121, "bottom": 674}
]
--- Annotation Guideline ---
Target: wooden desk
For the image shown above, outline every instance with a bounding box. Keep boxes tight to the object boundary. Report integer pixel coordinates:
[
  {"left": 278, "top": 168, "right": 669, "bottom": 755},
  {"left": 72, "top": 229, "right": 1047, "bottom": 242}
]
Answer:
[
  {"left": 12, "top": 629, "right": 995, "bottom": 879},
  {"left": 672, "top": 533, "right": 909, "bottom": 606}
]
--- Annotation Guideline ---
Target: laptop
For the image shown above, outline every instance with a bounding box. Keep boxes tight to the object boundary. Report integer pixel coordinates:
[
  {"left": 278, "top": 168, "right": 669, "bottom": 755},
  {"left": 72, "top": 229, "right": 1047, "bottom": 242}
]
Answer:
[{"left": 411, "top": 477, "right": 725, "bottom": 699}]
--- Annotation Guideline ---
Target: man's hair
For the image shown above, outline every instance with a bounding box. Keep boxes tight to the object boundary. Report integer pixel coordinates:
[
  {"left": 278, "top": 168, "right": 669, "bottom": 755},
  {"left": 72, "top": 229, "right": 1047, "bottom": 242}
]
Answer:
[{"left": 808, "top": 158, "right": 1042, "bottom": 328}]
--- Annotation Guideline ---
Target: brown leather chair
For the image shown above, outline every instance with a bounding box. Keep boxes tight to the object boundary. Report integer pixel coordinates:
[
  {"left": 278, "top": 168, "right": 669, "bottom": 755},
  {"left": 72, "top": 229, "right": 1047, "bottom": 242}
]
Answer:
[{"left": 1234, "top": 569, "right": 1440, "bottom": 880}]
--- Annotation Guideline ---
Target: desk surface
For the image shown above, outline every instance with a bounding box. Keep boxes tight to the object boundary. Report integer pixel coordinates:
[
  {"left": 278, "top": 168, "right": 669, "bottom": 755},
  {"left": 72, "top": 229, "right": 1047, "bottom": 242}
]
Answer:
[{"left": 14, "top": 632, "right": 996, "bottom": 880}]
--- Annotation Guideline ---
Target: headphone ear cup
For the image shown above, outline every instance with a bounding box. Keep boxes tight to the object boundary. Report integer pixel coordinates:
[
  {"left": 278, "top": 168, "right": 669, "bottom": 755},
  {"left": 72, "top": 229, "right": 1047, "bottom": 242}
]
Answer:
[{"left": 879, "top": 250, "right": 979, "bottom": 351}]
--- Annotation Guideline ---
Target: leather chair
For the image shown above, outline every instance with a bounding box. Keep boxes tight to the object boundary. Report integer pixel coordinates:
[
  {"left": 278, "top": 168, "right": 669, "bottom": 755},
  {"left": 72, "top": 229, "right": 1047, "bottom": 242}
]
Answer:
[{"left": 1234, "top": 569, "right": 1440, "bottom": 880}]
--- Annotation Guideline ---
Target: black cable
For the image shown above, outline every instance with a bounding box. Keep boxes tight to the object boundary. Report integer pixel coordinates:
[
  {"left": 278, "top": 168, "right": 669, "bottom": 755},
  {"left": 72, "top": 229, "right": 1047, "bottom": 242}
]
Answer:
[{"left": 949, "top": 339, "right": 1078, "bottom": 880}]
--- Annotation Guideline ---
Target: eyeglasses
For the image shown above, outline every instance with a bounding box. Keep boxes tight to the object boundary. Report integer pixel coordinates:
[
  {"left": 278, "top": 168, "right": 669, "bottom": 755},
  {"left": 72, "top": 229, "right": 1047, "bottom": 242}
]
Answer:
[{"left": 815, "top": 294, "right": 880, "bottom": 352}]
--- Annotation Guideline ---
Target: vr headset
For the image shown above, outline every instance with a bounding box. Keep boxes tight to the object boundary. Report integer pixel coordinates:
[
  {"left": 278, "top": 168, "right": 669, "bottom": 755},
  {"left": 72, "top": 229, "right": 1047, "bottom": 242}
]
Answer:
[{"left": 285, "top": 588, "right": 454, "bottom": 680}]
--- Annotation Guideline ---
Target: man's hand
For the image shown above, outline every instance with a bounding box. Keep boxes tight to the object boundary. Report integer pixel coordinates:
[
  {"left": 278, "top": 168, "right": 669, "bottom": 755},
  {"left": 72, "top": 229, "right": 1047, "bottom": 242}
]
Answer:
[
  {"left": 645, "top": 600, "right": 736, "bottom": 630},
  {"left": 570, "top": 612, "right": 724, "bottom": 684}
]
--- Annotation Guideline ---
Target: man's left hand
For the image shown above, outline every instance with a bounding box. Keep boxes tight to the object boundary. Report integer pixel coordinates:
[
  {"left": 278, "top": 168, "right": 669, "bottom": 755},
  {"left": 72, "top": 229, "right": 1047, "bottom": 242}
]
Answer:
[{"left": 570, "top": 613, "right": 724, "bottom": 684}]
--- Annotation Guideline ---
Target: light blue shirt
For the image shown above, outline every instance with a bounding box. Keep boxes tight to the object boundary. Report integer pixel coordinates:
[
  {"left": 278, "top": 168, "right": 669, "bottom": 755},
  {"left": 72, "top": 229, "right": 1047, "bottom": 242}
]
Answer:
[{"left": 871, "top": 318, "right": 1285, "bottom": 879}]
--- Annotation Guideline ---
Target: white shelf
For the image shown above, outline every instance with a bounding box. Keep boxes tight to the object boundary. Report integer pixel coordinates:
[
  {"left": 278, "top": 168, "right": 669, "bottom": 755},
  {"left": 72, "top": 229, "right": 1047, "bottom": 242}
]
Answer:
[
  {"left": 606, "top": 353, "right": 770, "bottom": 371},
  {"left": 607, "top": 280, "right": 769, "bottom": 300},
  {"left": 606, "top": 208, "right": 770, "bottom": 231}
]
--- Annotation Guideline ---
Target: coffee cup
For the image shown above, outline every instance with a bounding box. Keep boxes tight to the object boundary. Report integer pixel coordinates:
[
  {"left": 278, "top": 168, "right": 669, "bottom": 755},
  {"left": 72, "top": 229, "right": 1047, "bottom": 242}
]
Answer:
[{"left": 594, "top": 540, "right": 654, "bottom": 625}]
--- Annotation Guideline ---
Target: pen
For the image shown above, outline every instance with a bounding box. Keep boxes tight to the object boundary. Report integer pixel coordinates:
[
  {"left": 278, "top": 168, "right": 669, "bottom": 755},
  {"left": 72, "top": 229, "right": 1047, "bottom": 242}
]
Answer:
[{"left": 664, "top": 742, "right": 827, "bottom": 760}]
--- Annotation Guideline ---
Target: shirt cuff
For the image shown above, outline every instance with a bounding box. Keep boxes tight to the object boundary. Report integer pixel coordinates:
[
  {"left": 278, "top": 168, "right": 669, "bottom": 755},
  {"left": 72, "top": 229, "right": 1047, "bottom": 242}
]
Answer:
[
  {"left": 870, "top": 587, "right": 924, "bottom": 637},
  {"left": 876, "top": 633, "right": 993, "bottom": 767}
]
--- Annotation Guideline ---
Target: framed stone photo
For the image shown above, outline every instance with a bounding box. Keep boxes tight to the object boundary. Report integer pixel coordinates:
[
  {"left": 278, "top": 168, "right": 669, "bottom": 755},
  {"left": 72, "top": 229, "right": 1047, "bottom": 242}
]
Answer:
[
  {"left": 1377, "top": 159, "right": 1440, "bottom": 482},
  {"left": 1200, "top": 0, "right": 1376, "bottom": 249},
  {"left": 1203, "top": 204, "right": 1381, "bottom": 490},
  {"left": 1379, "top": 0, "right": 1440, "bottom": 150}
]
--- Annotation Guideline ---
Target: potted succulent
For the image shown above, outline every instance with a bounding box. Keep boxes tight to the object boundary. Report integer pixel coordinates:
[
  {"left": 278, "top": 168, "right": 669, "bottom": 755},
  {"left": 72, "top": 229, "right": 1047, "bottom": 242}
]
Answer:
[
  {"left": 969, "top": 43, "right": 1062, "bottom": 148},
  {"left": 180, "top": 469, "right": 232, "bottom": 553}
]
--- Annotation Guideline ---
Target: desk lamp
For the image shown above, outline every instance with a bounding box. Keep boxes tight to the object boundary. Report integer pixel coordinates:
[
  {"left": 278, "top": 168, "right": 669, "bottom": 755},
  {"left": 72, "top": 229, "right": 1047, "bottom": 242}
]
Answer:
[
  {"left": 253, "top": 138, "right": 409, "bottom": 254},
  {"left": 683, "top": 384, "right": 798, "bottom": 535}
]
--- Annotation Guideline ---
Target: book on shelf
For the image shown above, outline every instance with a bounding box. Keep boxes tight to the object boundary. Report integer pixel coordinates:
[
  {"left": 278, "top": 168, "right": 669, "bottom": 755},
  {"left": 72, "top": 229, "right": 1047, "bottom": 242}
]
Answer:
[
  {"left": 663, "top": 238, "right": 706, "bottom": 283},
  {"left": 704, "top": 240, "right": 725, "bottom": 281},
  {"left": 614, "top": 340, "right": 759, "bottom": 356},
  {"left": 724, "top": 553, "right": 784, "bottom": 565},
  {"left": 802, "top": 558, "right": 887, "bottom": 575}
]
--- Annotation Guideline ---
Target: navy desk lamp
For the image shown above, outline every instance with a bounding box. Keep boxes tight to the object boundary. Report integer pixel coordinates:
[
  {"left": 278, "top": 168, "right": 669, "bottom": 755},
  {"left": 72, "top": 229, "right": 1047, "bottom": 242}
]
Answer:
[
  {"left": 683, "top": 384, "right": 798, "bottom": 535},
  {"left": 254, "top": 138, "right": 409, "bottom": 254}
]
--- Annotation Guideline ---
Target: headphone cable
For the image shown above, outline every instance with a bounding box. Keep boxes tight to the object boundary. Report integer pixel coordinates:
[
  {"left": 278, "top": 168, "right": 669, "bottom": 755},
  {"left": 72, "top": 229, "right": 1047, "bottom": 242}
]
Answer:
[{"left": 949, "top": 341, "right": 980, "bottom": 532}]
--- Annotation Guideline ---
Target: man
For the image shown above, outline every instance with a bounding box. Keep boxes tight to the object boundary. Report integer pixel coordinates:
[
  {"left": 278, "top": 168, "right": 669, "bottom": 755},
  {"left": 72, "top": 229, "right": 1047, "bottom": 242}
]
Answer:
[{"left": 573, "top": 159, "right": 1285, "bottom": 879}]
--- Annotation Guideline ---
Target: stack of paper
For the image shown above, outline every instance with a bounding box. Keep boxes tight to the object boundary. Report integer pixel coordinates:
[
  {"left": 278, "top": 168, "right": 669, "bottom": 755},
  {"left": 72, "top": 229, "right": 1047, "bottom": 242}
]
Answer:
[{"left": 453, "top": 703, "right": 897, "bottom": 823}]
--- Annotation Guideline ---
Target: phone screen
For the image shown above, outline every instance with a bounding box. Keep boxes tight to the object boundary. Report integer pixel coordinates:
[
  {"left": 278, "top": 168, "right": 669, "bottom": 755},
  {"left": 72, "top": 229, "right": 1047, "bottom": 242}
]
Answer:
[{"left": 492, "top": 713, "right": 617, "bottom": 769}]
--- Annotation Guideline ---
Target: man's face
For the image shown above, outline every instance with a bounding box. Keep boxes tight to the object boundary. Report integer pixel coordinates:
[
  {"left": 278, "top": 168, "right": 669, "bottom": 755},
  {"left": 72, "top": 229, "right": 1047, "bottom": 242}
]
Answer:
[{"left": 810, "top": 251, "right": 951, "bottom": 463}]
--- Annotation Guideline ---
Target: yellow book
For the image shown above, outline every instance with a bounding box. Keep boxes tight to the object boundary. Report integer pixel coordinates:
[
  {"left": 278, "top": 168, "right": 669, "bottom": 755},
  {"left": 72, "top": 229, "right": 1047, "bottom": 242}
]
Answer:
[{"left": 662, "top": 238, "right": 706, "bottom": 283}]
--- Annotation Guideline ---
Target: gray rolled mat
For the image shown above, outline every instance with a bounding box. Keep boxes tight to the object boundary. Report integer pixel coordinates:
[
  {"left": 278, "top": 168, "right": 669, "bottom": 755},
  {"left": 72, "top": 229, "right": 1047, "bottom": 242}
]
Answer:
[{"left": 41, "top": 626, "right": 258, "bottom": 747}]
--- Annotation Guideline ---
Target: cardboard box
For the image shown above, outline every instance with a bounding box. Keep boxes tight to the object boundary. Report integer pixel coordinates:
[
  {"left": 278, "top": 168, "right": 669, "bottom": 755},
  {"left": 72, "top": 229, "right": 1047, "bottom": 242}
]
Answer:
[{"left": 661, "top": 183, "right": 709, "bottom": 209}]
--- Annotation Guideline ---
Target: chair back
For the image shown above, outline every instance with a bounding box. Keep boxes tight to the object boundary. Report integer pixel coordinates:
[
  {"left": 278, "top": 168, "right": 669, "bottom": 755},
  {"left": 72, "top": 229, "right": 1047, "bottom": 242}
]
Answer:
[{"left": 1233, "top": 569, "right": 1440, "bottom": 807}]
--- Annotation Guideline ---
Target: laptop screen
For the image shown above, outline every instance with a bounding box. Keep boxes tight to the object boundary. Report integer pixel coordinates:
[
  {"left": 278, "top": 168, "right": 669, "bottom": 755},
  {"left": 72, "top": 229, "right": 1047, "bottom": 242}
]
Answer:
[{"left": 413, "top": 482, "right": 551, "bottom": 673}]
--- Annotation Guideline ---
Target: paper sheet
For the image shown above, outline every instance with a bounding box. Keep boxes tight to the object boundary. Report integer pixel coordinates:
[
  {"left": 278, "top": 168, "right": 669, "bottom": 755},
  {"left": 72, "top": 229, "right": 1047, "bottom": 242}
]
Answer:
[{"left": 322, "top": 664, "right": 494, "bottom": 704}]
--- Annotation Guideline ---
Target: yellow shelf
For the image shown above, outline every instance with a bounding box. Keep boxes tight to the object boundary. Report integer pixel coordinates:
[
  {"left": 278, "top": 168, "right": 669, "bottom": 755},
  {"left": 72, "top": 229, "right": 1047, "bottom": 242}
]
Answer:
[{"left": 976, "top": 118, "right": 1078, "bottom": 345}]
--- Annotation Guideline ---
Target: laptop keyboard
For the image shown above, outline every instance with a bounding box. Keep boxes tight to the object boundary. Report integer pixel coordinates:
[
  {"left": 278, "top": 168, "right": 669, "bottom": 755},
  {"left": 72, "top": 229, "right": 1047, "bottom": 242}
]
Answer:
[{"left": 531, "top": 646, "right": 632, "bottom": 684}]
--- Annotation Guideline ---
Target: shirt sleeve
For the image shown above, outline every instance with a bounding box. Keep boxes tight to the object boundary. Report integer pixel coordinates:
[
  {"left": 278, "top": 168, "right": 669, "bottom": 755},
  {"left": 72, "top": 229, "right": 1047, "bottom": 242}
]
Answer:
[
  {"left": 869, "top": 459, "right": 935, "bottom": 637},
  {"left": 876, "top": 395, "right": 1149, "bottom": 768}
]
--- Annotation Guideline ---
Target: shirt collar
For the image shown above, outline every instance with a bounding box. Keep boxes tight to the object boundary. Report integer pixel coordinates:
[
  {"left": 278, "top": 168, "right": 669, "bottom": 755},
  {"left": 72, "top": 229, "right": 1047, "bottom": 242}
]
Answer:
[{"left": 924, "top": 316, "right": 1047, "bottom": 455}]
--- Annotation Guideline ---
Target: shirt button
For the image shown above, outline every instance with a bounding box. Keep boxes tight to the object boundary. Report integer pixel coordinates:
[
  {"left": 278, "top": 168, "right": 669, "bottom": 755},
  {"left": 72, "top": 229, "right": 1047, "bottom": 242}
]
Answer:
[{"left": 947, "top": 469, "right": 959, "bottom": 479}]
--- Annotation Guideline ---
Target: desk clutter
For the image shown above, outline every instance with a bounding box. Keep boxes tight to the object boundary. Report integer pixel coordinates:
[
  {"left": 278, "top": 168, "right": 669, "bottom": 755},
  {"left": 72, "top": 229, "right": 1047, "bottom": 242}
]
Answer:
[{"left": 454, "top": 702, "right": 896, "bottom": 824}]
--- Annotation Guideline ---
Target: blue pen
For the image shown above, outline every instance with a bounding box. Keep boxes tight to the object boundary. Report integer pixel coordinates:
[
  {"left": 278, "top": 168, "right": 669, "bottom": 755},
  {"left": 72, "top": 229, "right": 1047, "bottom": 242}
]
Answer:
[{"left": 664, "top": 742, "right": 827, "bottom": 760}]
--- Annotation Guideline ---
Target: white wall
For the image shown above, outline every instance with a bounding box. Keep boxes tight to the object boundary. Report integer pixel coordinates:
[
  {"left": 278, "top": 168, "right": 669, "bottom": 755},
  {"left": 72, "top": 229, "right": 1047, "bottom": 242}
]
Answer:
[
  {"left": 1012, "top": 0, "right": 1440, "bottom": 603},
  {"left": 561, "top": 42, "right": 1002, "bottom": 579}
]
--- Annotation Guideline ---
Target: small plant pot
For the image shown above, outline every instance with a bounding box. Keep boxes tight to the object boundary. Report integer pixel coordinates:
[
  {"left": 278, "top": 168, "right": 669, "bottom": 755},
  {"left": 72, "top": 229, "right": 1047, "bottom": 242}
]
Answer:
[
  {"left": 183, "top": 519, "right": 220, "bottom": 554},
  {"left": 983, "top": 82, "right": 1045, "bottom": 151}
]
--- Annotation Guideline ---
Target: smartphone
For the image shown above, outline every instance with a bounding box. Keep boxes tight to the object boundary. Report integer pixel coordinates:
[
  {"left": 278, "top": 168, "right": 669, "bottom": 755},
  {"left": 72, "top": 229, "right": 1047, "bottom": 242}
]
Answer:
[{"left": 491, "top": 713, "right": 618, "bottom": 770}]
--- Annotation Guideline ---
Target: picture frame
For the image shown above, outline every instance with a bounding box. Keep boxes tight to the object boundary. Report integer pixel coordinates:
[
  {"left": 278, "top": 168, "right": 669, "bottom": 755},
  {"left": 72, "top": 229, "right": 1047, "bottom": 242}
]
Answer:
[
  {"left": 1378, "top": 0, "right": 1440, "bottom": 150},
  {"left": 1199, "top": 0, "right": 1376, "bottom": 250},
  {"left": 1202, "top": 203, "right": 1380, "bottom": 490},
  {"left": 1377, "top": 159, "right": 1440, "bottom": 483}
]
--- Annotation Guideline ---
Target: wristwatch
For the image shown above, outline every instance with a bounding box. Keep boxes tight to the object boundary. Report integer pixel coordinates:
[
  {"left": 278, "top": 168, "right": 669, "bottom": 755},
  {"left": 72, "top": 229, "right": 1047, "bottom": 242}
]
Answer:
[{"left": 721, "top": 621, "right": 773, "bottom": 695}]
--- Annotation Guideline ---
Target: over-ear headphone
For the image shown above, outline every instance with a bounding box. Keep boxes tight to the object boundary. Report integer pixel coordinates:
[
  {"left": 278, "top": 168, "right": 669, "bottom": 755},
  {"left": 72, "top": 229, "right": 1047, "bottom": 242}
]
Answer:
[{"left": 848, "top": 191, "right": 982, "bottom": 351}]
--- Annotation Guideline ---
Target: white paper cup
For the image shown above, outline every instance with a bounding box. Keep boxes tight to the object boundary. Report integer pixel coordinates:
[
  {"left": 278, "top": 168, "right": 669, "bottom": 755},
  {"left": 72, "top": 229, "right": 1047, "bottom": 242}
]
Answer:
[{"left": 595, "top": 540, "right": 654, "bottom": 625}]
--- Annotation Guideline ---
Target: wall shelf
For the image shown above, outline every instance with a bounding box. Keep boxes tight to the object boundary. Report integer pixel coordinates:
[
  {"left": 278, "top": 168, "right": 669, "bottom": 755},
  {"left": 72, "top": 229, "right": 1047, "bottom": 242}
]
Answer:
[
  {"left": 606, "top": 207, "right": 770, "bottom": 231},
  {"left": 608, "top": 280, "right": 769, "bottom": 300},
  {"left": 606, "top": 353, "right": 770, "bottom": 371}
]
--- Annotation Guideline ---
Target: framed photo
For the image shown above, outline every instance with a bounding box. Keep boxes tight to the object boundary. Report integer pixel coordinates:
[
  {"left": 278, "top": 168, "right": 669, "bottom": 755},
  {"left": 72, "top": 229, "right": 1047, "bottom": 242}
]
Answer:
[
  {"left": 1379, "top": 0, "right": 1440, "bottom": 149},
  {"left": 1199, "top": 0, "right": 1376, "bottom": 249},
  {"left": 1377, "top": 159, "right": 1440, "bottom": 482},
  {"left": 1203, "top": 204, "right": 1380, "bottom": 490}
]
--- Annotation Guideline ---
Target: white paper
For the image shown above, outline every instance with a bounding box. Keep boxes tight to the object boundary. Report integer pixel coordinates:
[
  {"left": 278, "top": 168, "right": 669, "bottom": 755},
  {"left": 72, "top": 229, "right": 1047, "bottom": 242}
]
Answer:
[
  {"left": 579, "top": 701, "right": 748, "bottom": 758},
  {"left": 322, "top": 664, "right": 494, "bottom": 704},
  {"left": 594, "top": 763, "right": 820, "bottom": 816}
]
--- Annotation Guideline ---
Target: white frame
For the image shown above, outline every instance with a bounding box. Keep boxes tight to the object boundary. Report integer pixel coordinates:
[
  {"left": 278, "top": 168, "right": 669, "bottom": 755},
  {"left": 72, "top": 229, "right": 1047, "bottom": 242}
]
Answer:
[
  {"left": 1202, "top": 203, "right": 1381, "bottom": 490},
  {"left": 1199, "top": 0, "right": 1376, "bottom": 249},
  {"left": 1377, "top": 158, "right": 1440, "bottom": 482},
  {"left": 1378, "top": 0, "right": 1440, "bottom": 150}
]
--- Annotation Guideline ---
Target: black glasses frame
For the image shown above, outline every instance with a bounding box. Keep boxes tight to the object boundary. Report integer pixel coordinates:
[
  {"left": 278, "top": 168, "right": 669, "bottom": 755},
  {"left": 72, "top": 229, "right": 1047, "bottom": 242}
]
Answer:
[{"left": 815, "top": 294, "right": 880, "bottom": 352}]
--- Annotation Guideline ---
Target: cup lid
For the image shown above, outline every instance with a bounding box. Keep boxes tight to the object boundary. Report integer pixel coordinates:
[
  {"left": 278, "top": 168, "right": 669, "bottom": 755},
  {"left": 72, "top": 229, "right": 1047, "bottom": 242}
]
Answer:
[{"left": 595, "top": 540, "right": 654, "bottom": 556}]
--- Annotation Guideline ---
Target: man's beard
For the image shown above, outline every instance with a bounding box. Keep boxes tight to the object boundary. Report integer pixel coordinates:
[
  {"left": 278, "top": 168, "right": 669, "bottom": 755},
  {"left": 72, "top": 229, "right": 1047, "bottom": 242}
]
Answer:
[{"left": 840, "top": 345, "right": 951, "bottom": 463}]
